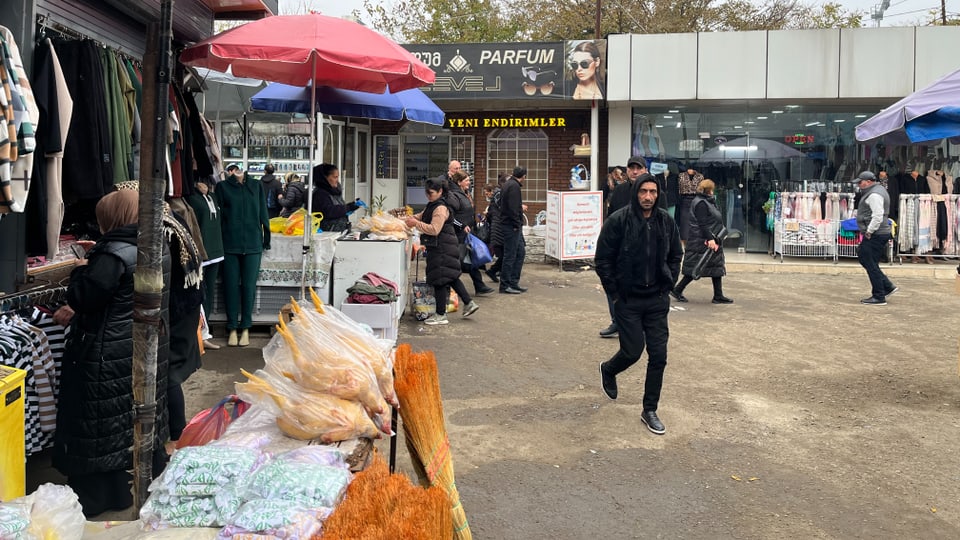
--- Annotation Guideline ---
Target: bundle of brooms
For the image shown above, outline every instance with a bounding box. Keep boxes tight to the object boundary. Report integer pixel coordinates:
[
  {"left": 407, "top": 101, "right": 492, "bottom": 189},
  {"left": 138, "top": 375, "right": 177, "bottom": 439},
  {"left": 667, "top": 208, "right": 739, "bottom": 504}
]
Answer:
[
  {"left": 319, "top": 453, "right": 451, "bottom": 539},
  {"left": 394, "top": 344, "right": 472, "bottom": 540}
]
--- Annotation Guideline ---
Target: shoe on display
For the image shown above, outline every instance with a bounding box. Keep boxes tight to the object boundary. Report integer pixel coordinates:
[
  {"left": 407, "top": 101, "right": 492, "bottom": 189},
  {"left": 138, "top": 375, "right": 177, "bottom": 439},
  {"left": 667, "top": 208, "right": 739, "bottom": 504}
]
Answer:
[
  {"left": 202, "top": 339, "right": 221, "bottom": 350},
  {"left": 599, "top": 324, "right": 618, "bottom": 338},
  {"left": 500, "top": 287, "right": 523, "bottom": 294},
  {"left": 711, "top": 296, "right": 734, "bottom": 304},
  {"left": 239, "top": 329, "right": 250, "bottom": 347},
  {"left": 641, "top": 410, "right": 666, "bottom": 435},
  {"left": 860, "top": 296, "right": 887, "bottom": 305},
  {"left": 463, "top": 301, "right": 480, "bottom": 318},
  {"left": 424, "top": 314, "right": 449, "bottom": 325},
  {"left": 476, "top": 286, "right": 495, "bottom": 296},
  {"left": 669, "top": 290, "right": 688, "bottom": 303},
  {"left": 599, "top": 363, "right": 617, "bottom": 400},
  {"left": 885, "top": 286, "right": 899, "bottom": 297},
  {"left": 227, "top": 330, "right": 238, "bottom": 347}
]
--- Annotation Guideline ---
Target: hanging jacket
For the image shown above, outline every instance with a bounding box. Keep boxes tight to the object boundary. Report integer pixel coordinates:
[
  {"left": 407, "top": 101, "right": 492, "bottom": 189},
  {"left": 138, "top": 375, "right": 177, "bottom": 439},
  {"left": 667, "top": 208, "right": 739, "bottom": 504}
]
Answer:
[
  {"left": 53, "top": 223, "right": 170, "bottom": 476},
  {"left": 595, "top": 178, "right": 683, "bottom": 299},
  {"left": 216, "top": 173, "right": 271, "bottom": 254},
  {"left": 681, "top": 194, "right": 727, "bottom": 278}
]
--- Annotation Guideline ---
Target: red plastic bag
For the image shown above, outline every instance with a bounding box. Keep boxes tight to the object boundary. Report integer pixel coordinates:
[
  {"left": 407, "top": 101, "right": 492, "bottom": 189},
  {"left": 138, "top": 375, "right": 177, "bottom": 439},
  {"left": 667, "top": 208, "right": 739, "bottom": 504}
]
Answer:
[{"left": 176, "top": 395, "right": 250, "bottom": 449}]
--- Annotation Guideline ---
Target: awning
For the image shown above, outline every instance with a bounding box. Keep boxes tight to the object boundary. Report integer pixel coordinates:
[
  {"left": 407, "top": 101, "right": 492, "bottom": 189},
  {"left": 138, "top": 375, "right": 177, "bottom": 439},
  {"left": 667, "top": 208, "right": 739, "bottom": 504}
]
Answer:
[{"left": 203, "top": 0, "right": 276, "bottom": 20}]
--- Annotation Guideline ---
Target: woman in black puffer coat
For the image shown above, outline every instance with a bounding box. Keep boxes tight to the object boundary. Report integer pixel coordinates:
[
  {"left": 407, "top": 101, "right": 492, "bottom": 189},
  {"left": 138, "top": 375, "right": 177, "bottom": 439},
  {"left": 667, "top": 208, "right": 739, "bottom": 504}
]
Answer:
[
  {"left": 52, "top": 190, "right": 171, "bottom": 517},
  {"left": 670, "top": 179, "right": 733, "bottom": 304},
  {"left": 404, "top": 177, "right": 479, "bottom": 325}
]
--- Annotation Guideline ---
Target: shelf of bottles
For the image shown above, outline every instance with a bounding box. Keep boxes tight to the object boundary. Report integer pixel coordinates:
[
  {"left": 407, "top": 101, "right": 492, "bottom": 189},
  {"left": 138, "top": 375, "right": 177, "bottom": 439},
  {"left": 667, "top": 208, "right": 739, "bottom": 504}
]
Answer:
[{"left": 221, "top": 123, "right": 314, "bottom": 178}]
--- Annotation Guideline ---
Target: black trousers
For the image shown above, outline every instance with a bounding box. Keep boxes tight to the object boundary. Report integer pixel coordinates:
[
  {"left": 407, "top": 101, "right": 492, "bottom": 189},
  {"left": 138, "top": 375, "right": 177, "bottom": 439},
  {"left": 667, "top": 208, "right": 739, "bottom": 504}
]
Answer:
[
  {"left": 606, "top": 292, "right": 670, "bottom": 411},
  {"left": 434, "top": 277, "right": 472, "bottom": 316}
]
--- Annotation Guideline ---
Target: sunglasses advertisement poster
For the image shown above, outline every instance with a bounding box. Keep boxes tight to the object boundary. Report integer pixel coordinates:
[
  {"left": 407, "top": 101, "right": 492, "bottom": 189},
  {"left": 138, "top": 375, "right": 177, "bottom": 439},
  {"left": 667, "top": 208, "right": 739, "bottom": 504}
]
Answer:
[{"left": 402, "top": 39, "right": 606, "bottom": 100}]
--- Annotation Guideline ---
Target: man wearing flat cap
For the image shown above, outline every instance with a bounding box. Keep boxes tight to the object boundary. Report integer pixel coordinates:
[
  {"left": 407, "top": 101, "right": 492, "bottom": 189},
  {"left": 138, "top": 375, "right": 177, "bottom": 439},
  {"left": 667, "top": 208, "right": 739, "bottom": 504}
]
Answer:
[{"left": 856, "top": 171, "right": 898, "bottom": 305}]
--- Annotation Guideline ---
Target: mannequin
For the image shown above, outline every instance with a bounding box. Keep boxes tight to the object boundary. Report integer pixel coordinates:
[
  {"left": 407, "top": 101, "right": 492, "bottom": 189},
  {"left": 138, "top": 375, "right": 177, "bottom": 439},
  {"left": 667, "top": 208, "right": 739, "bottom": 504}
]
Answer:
[
  {"left": 215, "top": 165, "right": 271, "bottom": 346},
  {"left": 676, "top": 168, "right": 704, "bottom": 243}
]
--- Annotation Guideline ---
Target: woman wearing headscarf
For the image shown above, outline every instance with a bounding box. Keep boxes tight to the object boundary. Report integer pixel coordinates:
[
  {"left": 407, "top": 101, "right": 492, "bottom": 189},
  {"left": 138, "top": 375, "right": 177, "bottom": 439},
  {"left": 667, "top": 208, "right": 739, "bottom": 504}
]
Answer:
[
  {"left": 311, "top": 163, "right": 360, "bottom": 232},
  {"left": 52, "top": 190, "right": 171, "bottom": 517},
  {"left": 670, "top": 179, "right": 733, "bottom": 304}
]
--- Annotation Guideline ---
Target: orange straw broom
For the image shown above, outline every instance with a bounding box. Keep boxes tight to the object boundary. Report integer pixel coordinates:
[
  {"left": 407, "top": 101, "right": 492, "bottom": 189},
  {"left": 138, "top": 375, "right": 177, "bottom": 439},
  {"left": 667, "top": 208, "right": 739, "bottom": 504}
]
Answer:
[
  {"left": 319, "top": 453, "right": 451, "bottom": 540},
  {"left": 394, "top": 344, "right": 472, "bottom": 540}
]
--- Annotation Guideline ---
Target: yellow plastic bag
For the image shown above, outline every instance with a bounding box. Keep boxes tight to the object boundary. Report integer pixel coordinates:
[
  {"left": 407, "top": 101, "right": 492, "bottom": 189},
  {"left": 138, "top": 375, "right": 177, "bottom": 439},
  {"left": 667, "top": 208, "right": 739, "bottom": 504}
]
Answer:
[
  {"left": 269, "top": 217, "right": 287, "bottom": 233},
  {"left": 283, "top": 209, "right": 324, "bottom": 236}
]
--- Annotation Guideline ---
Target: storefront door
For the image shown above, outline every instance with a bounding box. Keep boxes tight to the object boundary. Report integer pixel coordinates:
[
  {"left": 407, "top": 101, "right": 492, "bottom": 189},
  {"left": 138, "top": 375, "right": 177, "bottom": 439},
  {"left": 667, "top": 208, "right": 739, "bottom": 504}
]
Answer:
[{"left": 342, "top": 125, "right": 370, "bottom": 209}]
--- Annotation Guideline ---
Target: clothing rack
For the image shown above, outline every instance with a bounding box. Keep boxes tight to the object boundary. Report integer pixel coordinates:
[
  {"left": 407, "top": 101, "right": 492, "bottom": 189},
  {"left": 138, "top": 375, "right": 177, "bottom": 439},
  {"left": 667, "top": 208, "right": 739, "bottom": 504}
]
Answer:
[
  {"left": 35, "top": 13, "right": 140, "bottom": 64},
  {"left": 0, "top": 285, "right": 68, "bottom": 313}
]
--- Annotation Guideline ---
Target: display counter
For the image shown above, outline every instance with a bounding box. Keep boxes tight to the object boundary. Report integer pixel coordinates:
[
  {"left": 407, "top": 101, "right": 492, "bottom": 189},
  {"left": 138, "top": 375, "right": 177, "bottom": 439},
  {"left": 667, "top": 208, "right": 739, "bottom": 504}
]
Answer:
[
  {"left": 208, "top": 232, "right": 339, "bottom": 324},
  {"left": 332, "top": 239, "right": 410, "bottom": 340}
]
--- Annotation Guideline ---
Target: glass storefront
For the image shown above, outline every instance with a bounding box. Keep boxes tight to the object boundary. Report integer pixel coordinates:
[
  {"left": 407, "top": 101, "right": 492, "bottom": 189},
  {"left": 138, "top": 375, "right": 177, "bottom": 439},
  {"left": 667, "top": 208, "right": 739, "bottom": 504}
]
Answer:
[{"left": 630, "top": 105, "right": 959, "bottom": 253}]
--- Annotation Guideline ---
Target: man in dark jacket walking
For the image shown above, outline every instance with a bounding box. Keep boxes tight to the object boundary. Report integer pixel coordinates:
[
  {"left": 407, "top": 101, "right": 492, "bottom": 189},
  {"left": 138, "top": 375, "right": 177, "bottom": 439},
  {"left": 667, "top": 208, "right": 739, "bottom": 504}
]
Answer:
[
  {"left": 499, "top": 166, "right": 528, "bottom": 294},
  {"left": 260, "top": 164, "right": 283, "bottom": 218},
  {"left": 595, "top": 174, "right": 683, "bottom": 435}
]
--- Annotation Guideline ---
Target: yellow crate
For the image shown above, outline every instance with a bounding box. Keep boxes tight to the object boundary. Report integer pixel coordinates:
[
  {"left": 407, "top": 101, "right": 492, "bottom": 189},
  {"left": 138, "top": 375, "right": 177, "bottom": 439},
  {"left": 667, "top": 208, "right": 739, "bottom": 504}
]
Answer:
[{"left": 0, "top": 365, "right": 26, "bottom": 501}]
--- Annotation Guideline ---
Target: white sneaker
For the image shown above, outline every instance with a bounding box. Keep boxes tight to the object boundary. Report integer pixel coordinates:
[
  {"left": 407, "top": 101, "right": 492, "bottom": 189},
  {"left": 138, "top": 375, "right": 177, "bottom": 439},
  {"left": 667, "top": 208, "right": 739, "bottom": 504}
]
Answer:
[
  {"left": 424, "top": 314, "right": 449, "bottom": 325},
  {"left": 462, "top": 300, "right": 480, "bottom": 318}
]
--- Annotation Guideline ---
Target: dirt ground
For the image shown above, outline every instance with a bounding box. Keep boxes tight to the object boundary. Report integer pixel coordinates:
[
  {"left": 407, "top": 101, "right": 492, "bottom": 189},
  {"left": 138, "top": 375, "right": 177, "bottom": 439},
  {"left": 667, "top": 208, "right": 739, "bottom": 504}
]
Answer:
[{"left": 27, "top": 260, "right": 960, "bottom": 538}]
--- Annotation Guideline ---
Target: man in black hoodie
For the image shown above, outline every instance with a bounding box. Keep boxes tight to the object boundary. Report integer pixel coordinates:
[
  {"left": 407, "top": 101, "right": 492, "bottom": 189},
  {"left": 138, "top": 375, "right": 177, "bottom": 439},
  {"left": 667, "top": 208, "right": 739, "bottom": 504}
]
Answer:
[{"left": 595, "top": 174, "right": 683, "bottom": 435}]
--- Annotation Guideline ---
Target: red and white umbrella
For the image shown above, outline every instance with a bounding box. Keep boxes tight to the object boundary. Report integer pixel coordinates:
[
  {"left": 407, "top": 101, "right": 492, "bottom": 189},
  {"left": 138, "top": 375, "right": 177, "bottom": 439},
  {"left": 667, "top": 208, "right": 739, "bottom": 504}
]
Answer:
[
  {"left": 180, "top": 14, "right": 434, "bottom": 93},
  {"left": 181, "top": 14, "right": 435, "bottom": 296}
]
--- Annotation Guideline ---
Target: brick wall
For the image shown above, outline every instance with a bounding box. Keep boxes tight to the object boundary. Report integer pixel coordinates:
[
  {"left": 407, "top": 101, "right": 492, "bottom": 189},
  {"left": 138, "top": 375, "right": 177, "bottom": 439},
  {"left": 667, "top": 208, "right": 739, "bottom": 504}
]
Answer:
[{"left": 372, "top": 108, "right": 611, "bottom": 224}]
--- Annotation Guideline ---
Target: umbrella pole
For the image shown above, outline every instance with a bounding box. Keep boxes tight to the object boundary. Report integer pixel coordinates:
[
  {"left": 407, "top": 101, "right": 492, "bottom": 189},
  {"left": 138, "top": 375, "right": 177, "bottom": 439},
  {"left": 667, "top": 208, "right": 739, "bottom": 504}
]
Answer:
[{"left": 301, "top": 55, "right": 318, "bottom": 300}]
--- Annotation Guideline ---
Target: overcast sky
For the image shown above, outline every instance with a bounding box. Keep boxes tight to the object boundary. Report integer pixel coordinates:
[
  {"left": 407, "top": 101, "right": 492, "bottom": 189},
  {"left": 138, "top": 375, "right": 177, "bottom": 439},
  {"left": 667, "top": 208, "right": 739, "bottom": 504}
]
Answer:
[{"left": 287, "top": 0, "right": 955, "bottom": 26}]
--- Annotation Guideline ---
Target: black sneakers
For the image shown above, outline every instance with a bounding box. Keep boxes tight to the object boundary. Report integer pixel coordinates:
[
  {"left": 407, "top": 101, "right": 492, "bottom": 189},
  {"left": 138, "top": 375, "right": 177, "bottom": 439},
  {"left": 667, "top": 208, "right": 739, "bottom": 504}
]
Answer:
[
  {"left": 860, "top": 296, "right": 887, "bottom": 305},
  {"left": 641, "top": 410, "right": 666, "bottom": 435},
  {"left": 599, "top": 324, "right": 618, "bottom": 338},
  {"left": 599, "top": 363, "right": 617, "bottom": 400},
  {"left": 712, "top": 296, "right": 734, "bottom": 304},
  {"left": 885, "top": 286, "right": 899, "bottom": 297},
  {"left": 669, "top": 289, "right": 688, "bottom": 302},
  {"left": 476, "top": 286, "right": 495, "bottom": 296}
]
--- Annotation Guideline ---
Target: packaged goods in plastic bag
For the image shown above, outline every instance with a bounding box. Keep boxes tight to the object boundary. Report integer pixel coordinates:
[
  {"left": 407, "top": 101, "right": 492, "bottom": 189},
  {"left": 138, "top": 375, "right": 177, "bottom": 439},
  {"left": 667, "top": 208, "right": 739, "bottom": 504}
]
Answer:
[
  {"left": 354, "top": 213, "right": 410, "bottom": 239},
  {"left": 245, "top": 457, "right": 351, "bottom": 508},
  {"left": 236, "top": 369, "right": 381, "bottom": 442},
  {"left": 20, "top": 483, "right": 84, "bottom": 540},
  {"left": 0, "top": 502, "right": 31, "bottom": 540},
  {"left": 141, "top": 446, "right": 262, "bottom": 529},
  {"left": 217, "top": 499, "right": 330, "bottom": 540},
  {"left": 272, "top": 446, "right": 347, "bottom": 468},
  {"left": 0, "top": 484, "right": 84, "bottom": 540},
  {"left": 176, "top": 395, "right": 249, "bottom": 449},
  {"left": 283, "top": 209, "right": 323, "bottom": 236},
  {"left": 265, "top": 314, "right": 390, "bottom": 426},
  {"left": 300, "top": 289, "right": 397, "bottom": 408}
]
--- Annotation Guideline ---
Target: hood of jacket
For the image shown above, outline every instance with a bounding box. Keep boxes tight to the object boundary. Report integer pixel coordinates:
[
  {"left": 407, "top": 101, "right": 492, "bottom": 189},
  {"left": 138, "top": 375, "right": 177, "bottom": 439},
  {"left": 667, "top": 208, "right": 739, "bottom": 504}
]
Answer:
[
  {"left": 629, "top": 173, "right": 659, "bottom": 217},
  {"left": 315, "top": 178, "right": 342, "bottom": 197},
  {"left": 98, "top": 223, "right": 138, "bottom": 246}
]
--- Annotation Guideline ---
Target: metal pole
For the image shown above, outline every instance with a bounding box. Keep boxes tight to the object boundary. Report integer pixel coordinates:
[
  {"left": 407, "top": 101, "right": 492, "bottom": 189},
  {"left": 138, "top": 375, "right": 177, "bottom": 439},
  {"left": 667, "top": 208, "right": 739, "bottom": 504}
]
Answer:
[
  {"left": 132, "top": 0, "right": 172, "bottom": 512},
  {"left": 301, "top": 55, "right": 318, "bottom": 300}
]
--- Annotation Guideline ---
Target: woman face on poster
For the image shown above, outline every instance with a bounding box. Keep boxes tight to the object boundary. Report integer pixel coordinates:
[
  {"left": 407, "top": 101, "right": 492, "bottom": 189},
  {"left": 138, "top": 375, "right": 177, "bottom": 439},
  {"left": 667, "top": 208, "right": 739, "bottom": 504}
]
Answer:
[{"left": 569, "top": 41, "right": 602, "bottom": 100}]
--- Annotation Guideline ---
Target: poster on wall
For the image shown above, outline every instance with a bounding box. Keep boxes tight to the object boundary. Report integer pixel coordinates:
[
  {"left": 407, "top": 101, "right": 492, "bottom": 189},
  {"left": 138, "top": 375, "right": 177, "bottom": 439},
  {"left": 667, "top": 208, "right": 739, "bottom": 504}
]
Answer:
[{"left": 545, "top": 191, "right": 603, "bottom": 261}]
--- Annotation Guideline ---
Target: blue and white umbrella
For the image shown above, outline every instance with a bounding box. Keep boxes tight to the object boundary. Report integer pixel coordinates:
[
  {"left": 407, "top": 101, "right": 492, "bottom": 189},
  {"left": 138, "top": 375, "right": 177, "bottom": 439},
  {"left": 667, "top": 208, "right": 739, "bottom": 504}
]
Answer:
[
  {"left": 855, "top": 67, "right": 960, "bottom": 144},
  {"left": 250, "top": 83, "right": 445, "bottom": 126}
]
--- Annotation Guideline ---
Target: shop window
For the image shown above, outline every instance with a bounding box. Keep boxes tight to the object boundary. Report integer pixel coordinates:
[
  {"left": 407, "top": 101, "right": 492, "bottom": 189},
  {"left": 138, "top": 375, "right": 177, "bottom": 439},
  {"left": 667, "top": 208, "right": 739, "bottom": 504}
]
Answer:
[
  {"left": 450, "top": 135, "right": 475, "bottom": 175},
  {"left": 486, "top": 128, "right": 549, "bottom": 203},
  {"left": 374, "top": 135, "right": 399, "bottom": 179}
]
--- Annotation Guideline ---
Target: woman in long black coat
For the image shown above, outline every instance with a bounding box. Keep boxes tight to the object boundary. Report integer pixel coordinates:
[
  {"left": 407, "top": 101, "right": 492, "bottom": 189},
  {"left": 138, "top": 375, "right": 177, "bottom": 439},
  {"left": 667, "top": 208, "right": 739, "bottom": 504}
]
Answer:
[
  {"left": 52, "top": 190, "right": 171, "bottom": 517},
  {"left": 670, "top": 179, "right": 733, "bottom": 304},
  {"left": 404, "top": 177, "right": 479, "bottom": 325}
]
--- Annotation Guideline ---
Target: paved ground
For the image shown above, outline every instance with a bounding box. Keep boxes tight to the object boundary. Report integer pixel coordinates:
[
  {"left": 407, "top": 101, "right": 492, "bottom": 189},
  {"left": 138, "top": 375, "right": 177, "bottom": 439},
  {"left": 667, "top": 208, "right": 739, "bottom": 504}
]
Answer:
[{"left": 28, "top": 258, "right": 960, "bottom": 539}]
